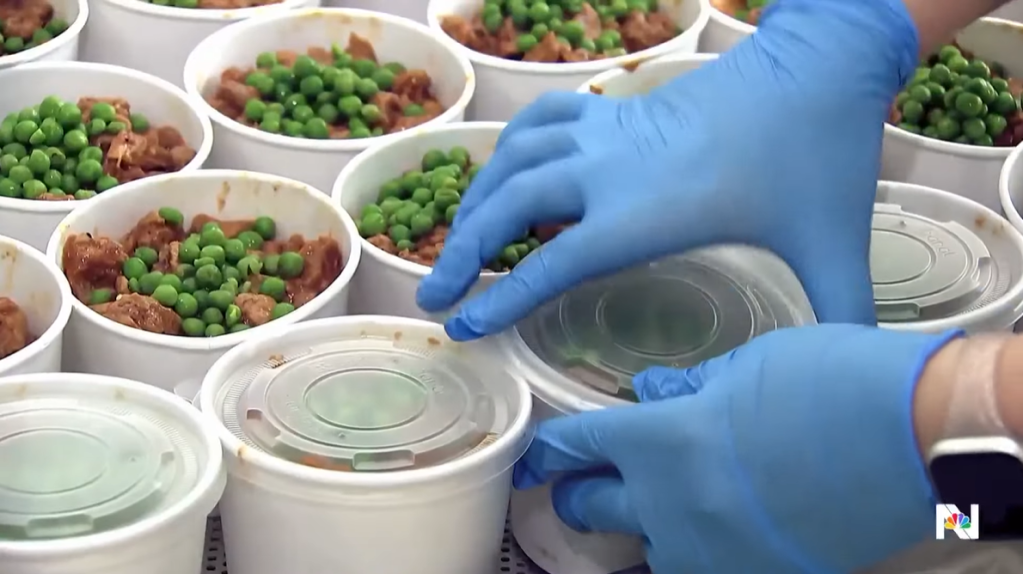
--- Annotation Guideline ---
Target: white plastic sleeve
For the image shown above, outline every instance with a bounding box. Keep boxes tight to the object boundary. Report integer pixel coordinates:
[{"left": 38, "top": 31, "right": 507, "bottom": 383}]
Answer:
[{"left": 941, "top": 334, "right": 1014, "bottom": 441}]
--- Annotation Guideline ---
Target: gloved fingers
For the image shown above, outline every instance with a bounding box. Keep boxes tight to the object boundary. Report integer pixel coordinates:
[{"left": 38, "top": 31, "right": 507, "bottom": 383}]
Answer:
[
  {"left": 632, "top": 365, "right": 708, "bottom": 402},
  {"left": 513, "top": 404, "right": 644, "bottom": 489},
  {"left": 453, "top": 124, "right": 579, "bottom": 230},
  {"left": 494, "top": 91, "right": 587, "bottom": 150},
  {"left": 783, "top": 228, "right": 876, "bottom": 325},
  {"left": 416, "top": 159, "right": 582, "bottom": 314},
  {"left": 551, "top": 472, "right": 644, "bottom": 536}
]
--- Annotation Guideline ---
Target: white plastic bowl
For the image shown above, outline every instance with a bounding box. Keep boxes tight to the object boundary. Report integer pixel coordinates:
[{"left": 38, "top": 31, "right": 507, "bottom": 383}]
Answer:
[
  {"left": 0, "top": 372, "right": 225, "bottom": 574},
  {"left": 992, "top": 0, "right": 1023, "bottom": 23},
  {"left": 321, "top": 0, "right": 427, "bottom": 24},
  {"left": 45, "top": 169, "right": 361, "bottom": 396},
  {"left": 881, "top": 17, "right": 1023, "bottom": 213},
  {"left": 0, "top": 0, "right": 88, "bottom": 70},
  {"left": 578, "top": 51, "right": 717, "bottom": 94},
  {"left": 199, "top": 315, "right": 533, "bottom": 574},
  {"left": 428, "top": 0, "right": 710, "bottom": 122},
  {"left": 699, "top": 0, "right": 754, "bottom": 53},
  {"left": 184, "top": 8, "right": 476, "bottom": 193},
  {"left": 0, "top": 62, "right": 214, "bottom": 252},
  {"left": 0, "top": 235, "right": 71, "bottom": 377},
  {"left": 332, "top": 121, "right": 505, "bottom": 318},
  {"left": 877, "top": 180, "right": 1023, "bottom": 333},
  {"left": 81, "top": 0, "right": 320, "bottom": 88}
]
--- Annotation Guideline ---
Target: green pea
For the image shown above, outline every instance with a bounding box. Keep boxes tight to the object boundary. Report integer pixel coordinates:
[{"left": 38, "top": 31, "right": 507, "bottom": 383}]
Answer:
[
  {"left": 360, "top": 104, "right": 383, "bottom": 124},
  {"left": 219, "top": 239, "right": 244, "bottom": 263},
  {"left": 240, "top": 280, "right": 252, "bottom": 294},
  {"left": 2, "top": 143, "right": 27, "bottom": 160},
  {"left": 200, "top": 226, "right": 227, "bottom": 247},
  {"left": 955, "top": 92, "right": 985, "bottom": 118},
  {"left": 965, "top": 59, "right": 991, "bottom": 80},
  {"left": 972, "top": 133, "right": 995, "bottom": 146},
  {"left": 193, "top": 256, "right": 215, "bottom": 269},
  {"left": 236, "top": 230, "right": 264, "bottom": 250},
  {"left": 278, "top": 251, "right": 305, "bottom": 279},
  {"left": 160, "top": 274, "right": 183, "bottom": 292},
  {"left": 500, "top": 245, "right": 520, "bottom": 267},
  {"left": 182, "top": 317, "right": 205, "bottom": 337},
  {"left": 96, "top": 175, "right": 118, "bottom": 192},
  {"left": 123, "top": 257, "right": 148, "bottom": 279},
  {"left": 176, "top": 263, "right": 196, "bottom": 279},
  {"left": 993, "top": 92, "right": 1019, "bottom": 116},
  {"left": 389, "top": 224, "right": 412, "bottom": 243},
  {"left": 134, "top": 246, "right": 158, "bottom": 268},
  {"left": 200, "top": 244, "right": 226, "bottom": 267},
  {"left": 79, "top": 146, "right": 103, "bottom": 163},
  {"left": 447, "top": 147, "right": 470, "bottom": 170},
  {"left": 201, "top": 307, "right": 224, "bottom": 325},
  {"left": 25, "top": 149, "right": 49, "bottom": 175},
  {"left": 403, "top": 103, "right": 425, "bottom": 117},
  {"left": 75, "top": 159, "right": 103, "bottom": 184},
  {"left": 445, "top": 204, "right": 459, "bottom": 224},
  {"left": 88, "top": 288, "right": 113, "bottom": 305},
  {"left": 962, "top": 117, "right": 987, "bottom": 140},
  {"left": 303, "top": 118, "right": 330, "bottom": 139},
  {"left": 38, "top": 96, "right": 62, "bottom": 119},
  {"left": 21, "top": 180, "right": 45, "bottom": 199},
  {"left": 208, "top": 289, "right": 235, "bottom": 311},
  {"left": 259, "top": 276, "right": 287, "bottom": 301},
  {"left": 256, "top": 51, "right": 277, "bottom": 68},
  {"left": 154, "top": 207, "right": 183, "bottom": 227},
  {"left": 13, "top": 120, "right": 37, "bottom": 144},
  {"left": 237, "top": 255, "right": 263, "bottom": 277},
  {"left": 179, "top": 242, "right": 200, "bottom": 264},
  {"left": 222, "top": 265, "right": 241, "bottom": 283},
  {"left": 0, "top": 178, "right": 18, "bottom": 198},
  {"left": 244, "top": 99, "right": 266, "bottom": 122},
  {"left": 271, "top": 302, "right": 295, "bottom": 320},
  {"left": 192, "top": 289, "right": 210, "bottom": 310},
  {"left": 293, "top": 55, "right": 320, "bottom": 79},
  {"left": 985, "top": 114, "right": 1008, "bottom": 137},
  {"left": 74, "top": 189, "right": 95, "bottom": 200},
  {"left": 139, "top": 271, "right": 164, "bottom": 295},
  {"left": 263, "top": 254, "right": 280, "bottom": 276},
  {"left": 152, "top": 284, "right": 178, "bottom": 307},
  {"left": 410, "top": 211, "right": 435, "bottom": 237},
  {"left": 393, "top": 205, "right": 420, "bottom": 227},
  {"left": 41, "top": 120, "right": 63, "bottom": 145},
  {"left": 253, "top": 216, "right": 276, "bottom": 240},
  {"left": 0, "top": 154, "right": 16, "bottom": 175},
  {"left": 130, "top": 113, "right": 150, "bottom": 133},
  {"left": 300, "top": 75, "right": 325, "bottom": 98},
  {"left": 91, "top": 102, "right": 116, "bottom": 123},
  {"left": 317, "top": 103, "right": 339, "bottom": 125},
  {"left": 174, "top": 292, "right": 199, "bottom": 318},
  {"left": 56, "top": 103, "right": 82, "bottom": 127},
  {"left": 225, "top": 304, "right": 242, "bottom": 328},
  {"left": 196, "top": 264, "right": 223, "bottom": 289}
]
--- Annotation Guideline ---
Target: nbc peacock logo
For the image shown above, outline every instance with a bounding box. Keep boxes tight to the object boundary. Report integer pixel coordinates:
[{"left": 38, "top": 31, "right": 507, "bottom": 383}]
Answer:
[{"left": 943, "top": 513, "right": 971, "bottom": 530}]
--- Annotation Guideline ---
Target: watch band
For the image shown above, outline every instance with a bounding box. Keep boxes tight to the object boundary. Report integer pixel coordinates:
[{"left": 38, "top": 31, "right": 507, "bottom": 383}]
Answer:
[{"left": 942, "top": 333, "right": 1013, "bottom": 441}]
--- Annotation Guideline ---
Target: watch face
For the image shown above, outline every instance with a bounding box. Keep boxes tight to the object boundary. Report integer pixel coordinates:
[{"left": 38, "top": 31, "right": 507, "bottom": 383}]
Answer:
[{"left": 931, "top": 451, "right": 1023, "bottom": 540}]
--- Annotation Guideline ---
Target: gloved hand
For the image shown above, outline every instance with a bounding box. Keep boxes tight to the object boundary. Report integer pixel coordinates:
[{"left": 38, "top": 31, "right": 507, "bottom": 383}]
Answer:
[
  {"left": 513, "top": 324, "right": 962, "bottom": 574},
  {"left": 416, "top": 0, "right": 921, "bottom": 340}
]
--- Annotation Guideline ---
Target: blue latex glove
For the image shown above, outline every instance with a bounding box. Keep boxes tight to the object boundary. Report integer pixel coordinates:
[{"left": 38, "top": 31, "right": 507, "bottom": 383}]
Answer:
[
  {"left": 513, "top": 325, "right": 963, "bottom": 574},
  {"left": 417, "top": 0, "right": 921, "bottom": 340}
]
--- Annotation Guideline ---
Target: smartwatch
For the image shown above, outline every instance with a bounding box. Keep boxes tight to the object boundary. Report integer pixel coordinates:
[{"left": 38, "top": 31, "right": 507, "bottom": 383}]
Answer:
[{"left": 928, "top": 437, "right": 1023, "bottom": 540}]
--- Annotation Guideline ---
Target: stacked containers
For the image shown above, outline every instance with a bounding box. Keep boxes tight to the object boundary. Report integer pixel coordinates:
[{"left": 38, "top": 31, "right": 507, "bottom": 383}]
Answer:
[
  {"left": 199, "top": 316, "right": 533, "bottom": 574},
  {"left": 500, "top": 248, "right": 817, "bottom": 574},
  {"left": 0, "top": 0, "right": 88, "bottom": 70},
  {"left": 0, "top": 373, "right": 224, "bottom": 574},
  {"left": 183, "top": 8, "right": 476, "bottom": 192},
  {"left": 427, "top": 0, "right": 710, "bottom": 121}
]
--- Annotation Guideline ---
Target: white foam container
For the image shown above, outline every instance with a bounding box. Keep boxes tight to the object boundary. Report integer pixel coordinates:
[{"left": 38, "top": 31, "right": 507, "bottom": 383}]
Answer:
[
  {"left": 0, "top": 0, "right": 88, "bottom": 70},
  {"left": 81, "top": 0, "right": 320, "bottom": 89},
  {"left": 864, "top": 541, "right": 1023, "bottom": 574},
  {"left": 184, "top": 8, "right": 475, "bottom": 193},
  {"left": 332, "top": 121, "right": 505, "bottom": 318},
  {"left": 992, "top": 0, "right": 1023, "bottom": 23},
  {"left": 321, "top": 0, "right": 427, "bottom": 24},
  {"left": 698, "top": 0, "right": 753, "bottom": 53},
  {"left": 501, "top": 248, "right": 816, "bottom": 574},
  {"left": 875, "top": 180, "right": 1023, "bottom": 333},
  {"left": 0, "top": 372, "right": 225, "bottom": 574},
  {"left": 199, "top": 315, "right": 534, "bottom": 574},
  {"left": 44, "top": 169, "right": 361, "bottom": 396},
  {"left": 0, "top": 235, "right": 71, "bottom": 377},
  {"left": 427, "top": 0, "right": 709, "bottom": 122},
  {"left": 881, "top": 18, "right": 1023, "bottom": 213},
  {"left": 0, "top": 61, "right": 214, "bottom": 252},
  {"left": 578, "top": 51, "right": 716, "bottom": 94}
]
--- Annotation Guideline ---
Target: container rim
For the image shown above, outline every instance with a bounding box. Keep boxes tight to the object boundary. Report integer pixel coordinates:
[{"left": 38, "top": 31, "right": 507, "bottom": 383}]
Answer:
[
  {"left": 0, "top": 61, "right": 215, "bottom": 214},
  {"left": 331, "top": 121, "right": 511, "bottom": 279},
  {"left": 182, "top": 7, "right": 477, "bottom": 153},
  {"left": 878, "top": 179, "right": 1023, "bottom": 332},
  {"left": 0, "top": 372, "right": 225, "bottom": 558},
  {"left": 706, "top": 1, "right": 756, "bottom": 34},
  {"left": 576, "top": 52, "right": 719, "bottom": 93},
  {"left": 999, "top": 141, "right": 1023, "bottom": 233},
  {"left": 88, "top": 0, "right": 310, "bottom": 23},
  {"left": 43, "top": 169, "right": 363, "bottom": 352},
  {"left": 0, "top": 235, "right": 73, "bottom": 376},
  {"left": 426, "top": 0, "right": 711, "bottom": 75},
  {"left": 0, "top": 0, "right": 90, "bottom": 69},
  {"left": 199, "top": 315, "right": 535, "bottom": 493}
]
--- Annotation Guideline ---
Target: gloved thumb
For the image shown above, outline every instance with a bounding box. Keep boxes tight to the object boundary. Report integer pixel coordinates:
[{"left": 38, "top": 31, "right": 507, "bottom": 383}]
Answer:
[
  {"left": 551, "top": 472, "right": 644, "bottom": 536},
  {"left": 633, "top": 351, "right": 736, "bottom": 401}
]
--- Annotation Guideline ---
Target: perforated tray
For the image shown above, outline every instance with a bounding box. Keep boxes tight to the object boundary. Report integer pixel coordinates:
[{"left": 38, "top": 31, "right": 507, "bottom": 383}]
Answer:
[{"left": 201, "top": 515, "right": 545, "bottom": 574}]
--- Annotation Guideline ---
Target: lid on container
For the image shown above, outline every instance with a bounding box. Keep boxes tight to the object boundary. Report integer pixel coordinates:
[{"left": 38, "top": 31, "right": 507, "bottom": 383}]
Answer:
[
  {"left": 219, "top": 338, "right": 507, "bottom": 472},
  {"left": 515, "top": 252, "right": 811, "bottom": 402},
  {"left": 0, "top": 393, "right": 203, "bottom": 540},
  {"left": 871, "top": 202, "right": 1001, "bottom": 322}
]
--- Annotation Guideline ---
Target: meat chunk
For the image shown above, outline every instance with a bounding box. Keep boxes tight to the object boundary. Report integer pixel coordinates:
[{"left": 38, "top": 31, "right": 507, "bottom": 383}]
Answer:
[
  {"left": 62, "top": 233, "right": 128, "bottom": 301},
  {"left": 90, "top": 294, "right": 182, "bottom": 335},
  {"left": 346, "top": 33, "right": 377, "bottom": 62},
  {"left": 235, "top": 293, "right": 275, "bottom": 326},
  {"left": 0, "top": 297, "right": 29, "bottom": 360},
  {"left": 189, "top": 214, "right": 254, "bottom": 238},
  {"left": 121, "top": 210, "right": 185, "bottom": 254},
  {"left": 285, "top": 235, "right": 344, "bottom": 307}
]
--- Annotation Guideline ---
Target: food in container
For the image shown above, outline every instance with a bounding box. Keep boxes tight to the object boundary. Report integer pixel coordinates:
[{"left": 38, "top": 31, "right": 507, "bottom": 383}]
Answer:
[
  {"left": 0, "top": 234, "right": 71, "bottom": 376},
  {"left": 45, "top": 169, "right": 359, "bottom": 395},
  {"left": 199, "top": 315, "right": 533, "bottom": 574},
  {"left": 0, "top": 372, "right": 224, "bottom": 574},
  {"left": 708, "top": 0, "right": 768, "bottom": 25},
  {"left": 0, "top": 0, "right": 85, "bottom": 68},
  {"left": 500, "top": 248, "right": 816, "bottom": 574},
  {"left": 184, "top": 8, "right": 475, "bottom": 192}
]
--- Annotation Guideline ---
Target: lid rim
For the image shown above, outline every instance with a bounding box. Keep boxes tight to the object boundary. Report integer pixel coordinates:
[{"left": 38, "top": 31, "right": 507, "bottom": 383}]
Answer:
[{"left": 0, "top": 374, "right": 224, "bottom": 557}]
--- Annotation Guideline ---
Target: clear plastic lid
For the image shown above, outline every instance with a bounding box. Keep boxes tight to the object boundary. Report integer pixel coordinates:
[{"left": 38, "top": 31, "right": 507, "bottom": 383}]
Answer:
[
  {"left": 216, "top": 336, "right": 513, "bottom": 472},
  {"left": 871, "top": 202, "right": 1004, "bottom": 322},
  {"left": 513, "top": 248, "right": 816, "bottom": 403},
  {"left": 0, "top": 392, "right": 204, "bottom": 541}
]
